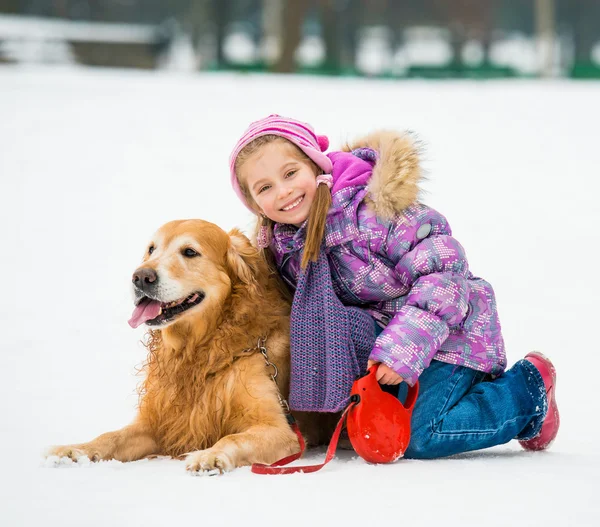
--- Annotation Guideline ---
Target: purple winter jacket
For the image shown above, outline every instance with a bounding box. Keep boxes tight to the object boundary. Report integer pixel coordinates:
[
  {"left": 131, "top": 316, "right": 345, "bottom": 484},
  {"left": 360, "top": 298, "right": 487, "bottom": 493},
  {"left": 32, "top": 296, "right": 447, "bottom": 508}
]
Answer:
[{"left": 269, "top": 131, "right": 506, "bottom": 386}]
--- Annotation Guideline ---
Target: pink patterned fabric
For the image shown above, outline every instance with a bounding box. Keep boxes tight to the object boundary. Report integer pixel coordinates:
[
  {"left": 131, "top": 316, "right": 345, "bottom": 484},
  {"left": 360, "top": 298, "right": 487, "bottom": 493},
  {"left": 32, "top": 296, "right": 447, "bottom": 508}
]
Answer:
[
  {"left": 270, "top": 150, "right": 506, "bottom": 386},
  {"left": 230, "top": 115, "right": 333, "bottom": 212},
  {"left": 256, "top": 225, "right": 271, "bottom": 249}
]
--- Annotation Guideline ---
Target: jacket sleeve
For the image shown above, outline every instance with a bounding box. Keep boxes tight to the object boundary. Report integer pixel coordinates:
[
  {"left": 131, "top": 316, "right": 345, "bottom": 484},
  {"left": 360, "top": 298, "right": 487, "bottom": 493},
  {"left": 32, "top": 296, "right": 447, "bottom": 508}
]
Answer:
[{"left": 369, "top": 225, "right": 471, "bottom": 385}]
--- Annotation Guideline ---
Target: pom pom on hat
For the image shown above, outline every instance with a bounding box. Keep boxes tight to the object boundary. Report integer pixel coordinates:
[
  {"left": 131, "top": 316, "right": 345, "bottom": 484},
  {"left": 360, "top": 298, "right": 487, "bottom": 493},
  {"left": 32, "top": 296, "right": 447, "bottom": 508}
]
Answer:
[{"left": 317, "top": 135, "right": 329, "bottom": 152}]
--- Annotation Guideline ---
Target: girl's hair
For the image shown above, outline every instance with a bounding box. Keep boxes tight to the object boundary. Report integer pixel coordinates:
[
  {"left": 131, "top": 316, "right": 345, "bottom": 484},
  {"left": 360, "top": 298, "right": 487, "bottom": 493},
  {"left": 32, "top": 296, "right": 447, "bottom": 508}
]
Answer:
[{"left": 234, "top": 134, "right": 332, "bottom": 269}]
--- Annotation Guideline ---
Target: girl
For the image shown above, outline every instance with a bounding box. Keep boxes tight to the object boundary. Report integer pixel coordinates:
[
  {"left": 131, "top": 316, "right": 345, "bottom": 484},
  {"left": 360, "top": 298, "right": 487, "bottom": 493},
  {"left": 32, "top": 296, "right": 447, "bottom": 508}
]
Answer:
[{"left": 228, "top": 114, "right": 559, "bottom": 459}]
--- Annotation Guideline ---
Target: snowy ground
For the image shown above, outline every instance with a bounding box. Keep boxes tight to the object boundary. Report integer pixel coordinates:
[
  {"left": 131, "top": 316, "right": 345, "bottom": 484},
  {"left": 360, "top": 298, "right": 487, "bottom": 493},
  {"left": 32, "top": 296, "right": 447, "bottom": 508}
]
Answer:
[{"left": 1, "top": 65, "right": 599, "bottom": 526}]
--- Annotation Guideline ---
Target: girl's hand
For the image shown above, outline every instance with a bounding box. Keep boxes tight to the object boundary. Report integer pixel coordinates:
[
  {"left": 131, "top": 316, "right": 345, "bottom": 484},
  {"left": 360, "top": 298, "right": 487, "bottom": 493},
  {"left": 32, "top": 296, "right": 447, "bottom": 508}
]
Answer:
[{"left": 367, "top": 360, "right": 403, "bottom": 385}]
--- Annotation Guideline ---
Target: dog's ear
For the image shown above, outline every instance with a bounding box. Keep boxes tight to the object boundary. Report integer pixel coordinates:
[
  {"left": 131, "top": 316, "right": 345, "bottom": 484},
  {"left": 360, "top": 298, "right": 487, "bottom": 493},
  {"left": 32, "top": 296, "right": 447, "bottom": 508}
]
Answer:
[{"left": 227, "top": 228, "right": 260, "bottom": 286}]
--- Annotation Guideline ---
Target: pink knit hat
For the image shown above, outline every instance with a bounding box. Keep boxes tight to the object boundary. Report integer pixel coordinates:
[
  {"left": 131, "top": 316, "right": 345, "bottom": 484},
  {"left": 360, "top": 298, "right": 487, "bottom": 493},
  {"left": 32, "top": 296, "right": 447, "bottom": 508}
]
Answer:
[{"left": 229, "top": 114, "right": 333, "bottom": 211}]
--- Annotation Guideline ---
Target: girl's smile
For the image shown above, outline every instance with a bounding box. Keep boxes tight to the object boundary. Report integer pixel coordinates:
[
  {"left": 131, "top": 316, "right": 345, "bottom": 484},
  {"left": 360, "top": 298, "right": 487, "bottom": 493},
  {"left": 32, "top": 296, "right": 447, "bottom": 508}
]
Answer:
[
  {"left": 281, "top": 195, "right": 304, "bottom": 211},
  {"left": 242, "top": 141, "right": 319, "bottom": 227}
]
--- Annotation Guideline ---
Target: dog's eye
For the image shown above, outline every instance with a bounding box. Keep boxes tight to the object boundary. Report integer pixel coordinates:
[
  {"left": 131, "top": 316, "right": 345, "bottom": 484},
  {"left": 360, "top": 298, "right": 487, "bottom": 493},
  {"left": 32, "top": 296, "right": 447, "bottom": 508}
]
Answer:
[
  {"left": 148, "top": 245, "right": 155, "bottom": 255},
  {"left": 182, "top": 248, "right": 200, "bottom": 258}
]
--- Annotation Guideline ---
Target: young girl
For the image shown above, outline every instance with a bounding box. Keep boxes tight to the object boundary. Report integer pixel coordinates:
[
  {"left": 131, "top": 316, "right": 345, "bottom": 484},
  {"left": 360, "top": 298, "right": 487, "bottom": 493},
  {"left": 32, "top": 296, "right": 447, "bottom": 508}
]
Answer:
[{"left": 228, "top": 114, "right": 559, "bottom": 459}]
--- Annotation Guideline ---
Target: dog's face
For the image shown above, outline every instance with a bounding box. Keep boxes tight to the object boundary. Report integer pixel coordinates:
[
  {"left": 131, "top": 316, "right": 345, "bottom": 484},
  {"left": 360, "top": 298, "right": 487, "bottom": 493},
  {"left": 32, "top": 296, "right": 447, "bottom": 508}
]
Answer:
[{"left": 128, "top": 219, "right": 256, "bottom": 329}]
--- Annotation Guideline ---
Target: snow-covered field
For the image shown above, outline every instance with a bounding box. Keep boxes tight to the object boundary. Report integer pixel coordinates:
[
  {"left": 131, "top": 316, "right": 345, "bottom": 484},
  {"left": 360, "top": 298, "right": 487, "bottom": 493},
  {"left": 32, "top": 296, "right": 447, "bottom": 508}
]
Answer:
[{"left": 1, "top": 65, "right": 598, "bottom": 526}]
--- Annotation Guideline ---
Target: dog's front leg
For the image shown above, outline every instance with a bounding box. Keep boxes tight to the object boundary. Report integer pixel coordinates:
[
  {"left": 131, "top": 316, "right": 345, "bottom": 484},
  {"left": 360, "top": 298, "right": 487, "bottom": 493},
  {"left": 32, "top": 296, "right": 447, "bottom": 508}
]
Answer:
[
  {"left": 47, "top": 419, "right": 158, "bottom": 463},
  {"left": 185, "top": 424, "right": 300, "bottom": 475}
]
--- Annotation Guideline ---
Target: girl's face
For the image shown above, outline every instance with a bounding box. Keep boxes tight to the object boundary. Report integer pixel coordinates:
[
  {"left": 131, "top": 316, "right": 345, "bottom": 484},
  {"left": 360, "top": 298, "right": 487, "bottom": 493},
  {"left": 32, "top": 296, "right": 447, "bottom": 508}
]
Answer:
[{"left": 241, "top": 140, "right": 318, "bottom": 227}]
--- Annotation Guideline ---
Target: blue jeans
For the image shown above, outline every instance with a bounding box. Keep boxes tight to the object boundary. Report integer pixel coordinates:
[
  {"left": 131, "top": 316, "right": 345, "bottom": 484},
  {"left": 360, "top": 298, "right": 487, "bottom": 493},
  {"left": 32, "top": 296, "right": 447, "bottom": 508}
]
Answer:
[{"left": 374, "top": 323, "right": 548, "bottom": 459}]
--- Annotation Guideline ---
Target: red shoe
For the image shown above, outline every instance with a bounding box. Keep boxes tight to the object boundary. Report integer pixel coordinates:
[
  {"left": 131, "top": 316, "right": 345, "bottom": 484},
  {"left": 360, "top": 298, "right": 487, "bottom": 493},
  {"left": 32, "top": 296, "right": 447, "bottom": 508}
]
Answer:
[{"left": 519, "top": 352, "right": 560, "bottom": 451}]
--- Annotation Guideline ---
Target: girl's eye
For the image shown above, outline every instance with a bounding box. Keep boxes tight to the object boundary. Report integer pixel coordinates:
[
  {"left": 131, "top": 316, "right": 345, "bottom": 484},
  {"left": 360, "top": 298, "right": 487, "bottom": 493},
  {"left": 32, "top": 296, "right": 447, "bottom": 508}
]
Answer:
[
  {"left": 182, "top": 248, "right": 200, "bottom": 258},
  {"left": 258, "top": 185, "right": 271, "bottom": 194},
  {"left": 285, "top": 170, "right": 297, "bottom": 178},
  {"left": 148, "top": 245, "right": 155, "bottom": 255}
]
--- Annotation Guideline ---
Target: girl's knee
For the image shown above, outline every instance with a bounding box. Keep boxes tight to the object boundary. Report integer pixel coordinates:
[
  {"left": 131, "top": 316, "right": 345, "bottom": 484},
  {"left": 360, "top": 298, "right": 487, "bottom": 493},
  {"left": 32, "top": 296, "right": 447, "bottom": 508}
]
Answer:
[{"left": 404, "top": 425, "right": 438, "bottom": 459}]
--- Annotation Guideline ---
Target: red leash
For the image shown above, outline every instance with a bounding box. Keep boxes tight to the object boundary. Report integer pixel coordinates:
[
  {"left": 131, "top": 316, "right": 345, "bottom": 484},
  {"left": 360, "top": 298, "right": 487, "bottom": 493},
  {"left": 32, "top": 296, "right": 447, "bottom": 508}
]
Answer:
[
  {"left": 251, "top": 402, "right": 355, "bottom": 475},
  {"left": 251, "top": 366, "right": 419, "bottom": 474}
]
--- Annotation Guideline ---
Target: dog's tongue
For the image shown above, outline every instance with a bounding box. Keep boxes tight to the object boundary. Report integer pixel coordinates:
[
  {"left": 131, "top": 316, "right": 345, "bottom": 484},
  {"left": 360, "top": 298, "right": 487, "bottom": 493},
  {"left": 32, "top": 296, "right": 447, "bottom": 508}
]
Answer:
[{"left": 128, "top": 298, "right": 161, "bottom": 328}]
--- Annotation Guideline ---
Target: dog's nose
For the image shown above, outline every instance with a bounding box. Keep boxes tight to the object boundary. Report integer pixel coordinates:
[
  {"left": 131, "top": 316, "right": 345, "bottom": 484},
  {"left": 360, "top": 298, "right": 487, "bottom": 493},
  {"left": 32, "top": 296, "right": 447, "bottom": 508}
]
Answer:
[{"left": 132, "top": 267, "right": 158, "bottom": 286}]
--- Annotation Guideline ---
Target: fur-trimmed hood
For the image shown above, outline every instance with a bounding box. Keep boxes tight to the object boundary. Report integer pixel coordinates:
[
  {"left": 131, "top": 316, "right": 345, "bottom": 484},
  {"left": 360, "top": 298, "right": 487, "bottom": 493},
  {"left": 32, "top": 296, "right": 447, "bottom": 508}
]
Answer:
[{"left": 341, "top": 130, "right": 424, "bottom": 220}]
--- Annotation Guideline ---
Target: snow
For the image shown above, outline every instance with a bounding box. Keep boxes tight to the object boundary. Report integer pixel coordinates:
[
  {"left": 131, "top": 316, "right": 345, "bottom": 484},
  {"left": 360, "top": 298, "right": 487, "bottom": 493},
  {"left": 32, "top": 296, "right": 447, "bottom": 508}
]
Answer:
[
  {"left": 0, "top": 14, "right": 158, "bottom": 43},
  {"left": 1, "top": 65, "right": 599, "bottom": 526}
]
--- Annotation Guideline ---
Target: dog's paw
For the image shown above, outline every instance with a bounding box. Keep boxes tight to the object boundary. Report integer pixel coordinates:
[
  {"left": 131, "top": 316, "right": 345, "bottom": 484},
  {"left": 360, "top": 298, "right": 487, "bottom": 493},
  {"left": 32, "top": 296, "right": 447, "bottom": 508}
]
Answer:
[
  {"left": 45, "top": 445, "right": 99, "bottom": 464},
  {"left": 185, "top": 449, "right": 235, "bottom": 476},
  {"left": 44, "top": 454, "right": 91, "bottom": 468}
]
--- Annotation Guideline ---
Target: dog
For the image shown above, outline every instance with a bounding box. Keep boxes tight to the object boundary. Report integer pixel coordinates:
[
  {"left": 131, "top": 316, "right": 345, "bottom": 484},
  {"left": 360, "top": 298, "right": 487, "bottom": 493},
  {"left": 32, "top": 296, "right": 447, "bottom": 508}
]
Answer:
[{"left": 46, "top": 219, "right": 321, "bottom": 474}]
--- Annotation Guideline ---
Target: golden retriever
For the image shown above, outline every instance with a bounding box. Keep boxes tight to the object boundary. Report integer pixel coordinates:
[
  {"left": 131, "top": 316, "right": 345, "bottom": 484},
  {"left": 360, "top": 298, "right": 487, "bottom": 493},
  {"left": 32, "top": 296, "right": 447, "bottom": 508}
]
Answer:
[{"left": 46, "top": 219, "right": 322, "bottom": 474}]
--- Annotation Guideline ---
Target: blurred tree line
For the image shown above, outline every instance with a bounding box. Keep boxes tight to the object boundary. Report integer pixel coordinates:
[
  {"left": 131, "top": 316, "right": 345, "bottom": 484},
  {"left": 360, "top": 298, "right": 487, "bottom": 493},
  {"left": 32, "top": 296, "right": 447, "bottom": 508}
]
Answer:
[{"left": 1, "top": 0, "right": 599, "bottom": 75}]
